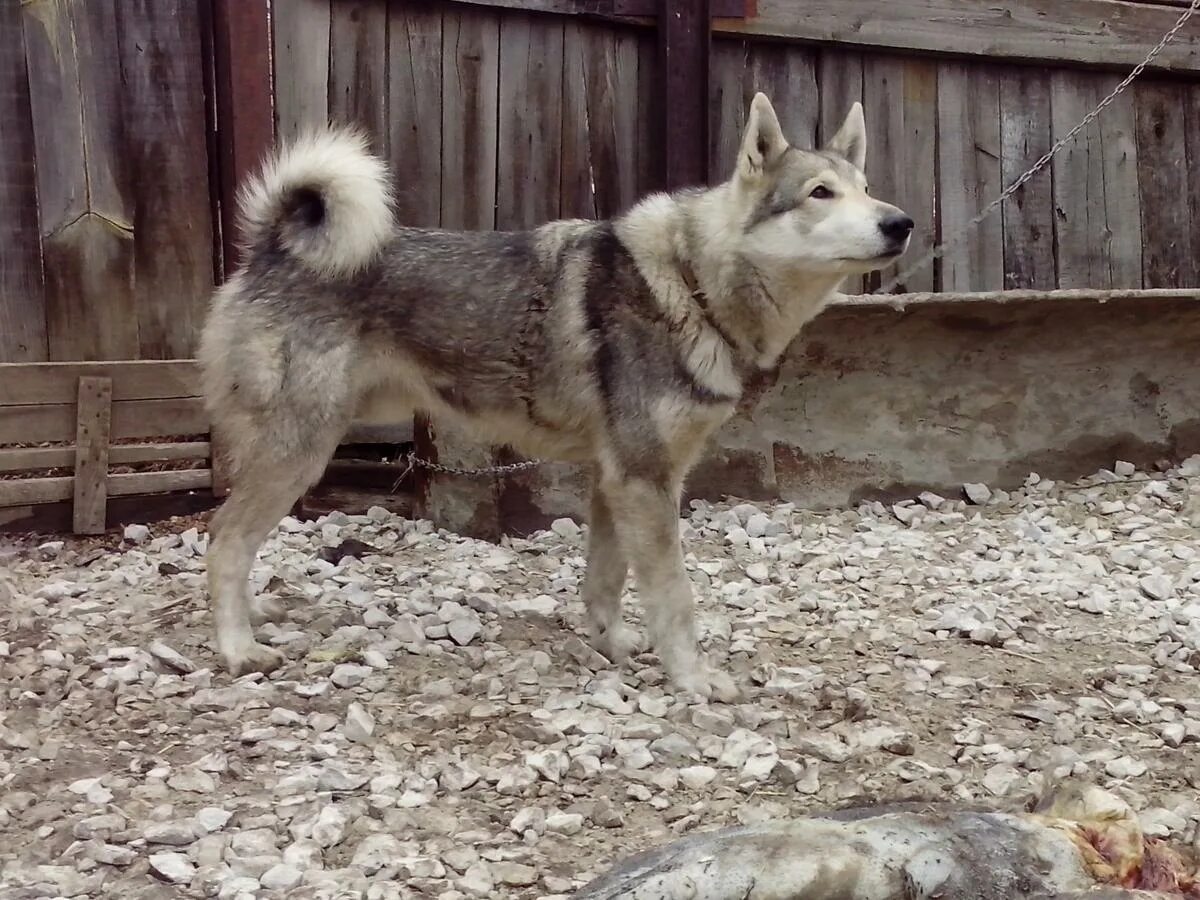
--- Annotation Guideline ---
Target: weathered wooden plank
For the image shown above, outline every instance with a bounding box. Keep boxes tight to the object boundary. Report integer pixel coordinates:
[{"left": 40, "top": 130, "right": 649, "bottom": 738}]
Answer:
[
  {"left": 274, "top": 0, "right": 331, "bottom": 144},
  {"left": 661, "top": 0, "right": 710, "bottom": 189},
  {"left": 1097, "top": 74, "right": 1143, "bottom": 289},
  {"left": 0, "top": 442, "right": 210, "bottom": 474},
  {"left": 750, "top": 43, "right": 819, "bottom": 151},
  {"left": 817, "top": 48, "right": 865, "bottom": 294},
  {"left": 1186, "top": 77, "right": 1200, "bottom": 288},
  {"left": 0, "top": 360, "right": 199, "bottom": 406},
  {"left": 0, "top": 398, "right": 209, "bottom": 444},
  {"left": 709, "top": 39, "right": 818, "bottom": 182},
  {"left": 22, "top": 0, "right": 138, "bottom": 360},
  {"left": 0, "top": 1, "right": 47, "bottom": 363},
  {"left": 635, "top": 28, "right": 663, "bottom": 197},
  {"left": 716, "top": 0, "right": 1200, "bottom": 73},
  {"left": 561, "top": 23, "right": 641, "bottom": 219},
  {"left": 1135, "top": 81, "right": 1191, "bottom": 287},
  {"left": 440, "top": 7, "right": 501, "bottom": 229},
  {"left": 118, "top": 0, "right": 216, "bottom": 359},
  {"left": 434, "top": 0, "right": 749, "bottom": 16},
  {"left": 707, "top": 38, "right": 748, "bottom": 184},
  {"left": 212, "top": 0, "right": 273, "bottom": 276},
  {"left": 0, "top": 468, "right": 212, "bottom": 509},
  {"left": 497, "top": 13, "right": 564, "bottom": 229},
  {"left": 999, "top": 68, "right": 1055, "bottom": 290},
  {"left": 388, "top": 2, "right": 443, "bottom": 227},
  {"left": 72, "top": 376, "right": 113, "bottom": 534},
  {"left": 1050, "top": 71, "right": 1141, "bottom": 289},
  {"left": 861, "top": 56, "right": 937, "bottom": 293},
  {"left": 936, "top": 62, "right": 1004, "bottom": 292},
  {"left": 330, "top": 0, "right": 389, "bottom": 146},
  {"left": 1050, "top": 71, "right": 1107, "bottom": 289}
]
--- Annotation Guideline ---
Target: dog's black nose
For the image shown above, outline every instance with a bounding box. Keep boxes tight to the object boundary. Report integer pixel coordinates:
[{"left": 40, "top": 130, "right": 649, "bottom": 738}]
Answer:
[{"left": 879, "top": 214, "right": 915, "bottom": 242}]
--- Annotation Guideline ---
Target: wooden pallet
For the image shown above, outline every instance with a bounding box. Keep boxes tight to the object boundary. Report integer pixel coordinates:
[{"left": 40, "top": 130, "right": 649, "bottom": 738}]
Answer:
[{"left": 0, "top": 360, "right": 219, "bottom": 534}]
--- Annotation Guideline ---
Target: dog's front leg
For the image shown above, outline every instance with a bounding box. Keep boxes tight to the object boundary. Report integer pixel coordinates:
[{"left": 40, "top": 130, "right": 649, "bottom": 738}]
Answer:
[
  {"left": 583, "top": 481, "right": 638, "bottom": 662},
  {"left": 599, "top": 474, "right": 738, "bottom": 702}
]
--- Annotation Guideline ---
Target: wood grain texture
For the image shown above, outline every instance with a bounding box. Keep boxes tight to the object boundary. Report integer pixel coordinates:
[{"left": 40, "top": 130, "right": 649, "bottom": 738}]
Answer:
[
  {"left": 862, "top": 56, "right": 937, "bottom": 293},
  {"left": 1096, "top": 74, "right": 1144, "bottom": 289},
  {"left": 1050, "top": 71, "right": 1108, "bottom": 289},
  {"left": 1, "top": 398, "right": 208, "bottom": 444},
  {"left": 817, "top": 48, "right": 864, "bottom": 294},
  {"left": 22, "top": 0, "right": 138, "bottom": 360},
  {"left": 72, "top": 376, "right": 113, "bottom": 533},
  {"left": 274, "top": 0, "right": 332, "bottom": 143},
  {"left": 330, "top": 0, "right": 389, "bottom": 145},
  {"left": 388, "top": 2, "right": 443, "bottom": 227},
  {"left": 708, "top": 39, "right": 817, "bottom": 183},
  {"left": 561, "top": 22, "right": 641, "bottom": 219},
  {"left": 999, "top": 68, "right": 1055, "bottom": 290},
  {"left": 661, "top": 0, "right": 710, "bottom": 189},
  {"left": 1135, "top": 81, "right": 1191, "bottom": 287},
  {"left": 0, "top": 469, "right": 211, "bottom": 509},
  {"left": 708, "top": 38, "right": 749, "bottom": 184},
  {"left": 0, "top": 442, "right": 209, "bottom": 474},
  {"left": 497, "top": 12, "right": 564, "bottom": 229},
  {"left": 441, "top": 7, "right": 500, "bottom": 229},
  {"left": 717, "top": 0, "right": 1200, "bottom": 72},
  {"left": 936, "top": 62, "right": 1003, "bottom": 292},
  {"left": 212, "top": 0, "right": 273, "bottom": 275},
  {"left": 0, "top": 1, "right": 47, "bottom": 363},
  {"left": 635, "top": 29, "right": 663, "bottom": 196},
  {"left": 1186, "top": 77, "right": 1200, "bottom": 288},
  {"left": 0, "top": 360, "right": 200, "bottom": 405},
  {"left": 118, "top": 0, "right": 216, "bottom": 359}
]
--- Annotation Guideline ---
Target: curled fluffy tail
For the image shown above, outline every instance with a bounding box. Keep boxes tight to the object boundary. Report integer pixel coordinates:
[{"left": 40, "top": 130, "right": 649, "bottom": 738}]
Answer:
[{"left": 237, "top": 128, "right": 393, "bottom": 277}]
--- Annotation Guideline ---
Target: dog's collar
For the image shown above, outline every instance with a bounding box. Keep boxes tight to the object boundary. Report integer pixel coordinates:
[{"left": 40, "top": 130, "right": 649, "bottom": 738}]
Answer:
[{"left": 677, "top": 258, "right": 742, "bottom": 357}]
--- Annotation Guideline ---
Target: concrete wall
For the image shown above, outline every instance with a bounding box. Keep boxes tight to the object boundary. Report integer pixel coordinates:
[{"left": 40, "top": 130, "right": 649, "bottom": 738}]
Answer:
[{"left": 423, "top": 294, "right": 1200, "bottom": 537}]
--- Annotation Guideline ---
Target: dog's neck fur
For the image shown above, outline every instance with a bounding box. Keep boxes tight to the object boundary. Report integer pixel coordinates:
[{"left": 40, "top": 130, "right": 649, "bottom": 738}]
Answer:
[{"left": 673, "top": 185, "right": 845, "bottom": 373}]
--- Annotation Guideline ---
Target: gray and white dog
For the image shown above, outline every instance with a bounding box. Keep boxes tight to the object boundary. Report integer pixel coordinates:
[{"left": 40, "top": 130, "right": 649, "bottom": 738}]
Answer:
[{"left": 199, "top": 93, "right": 912, "bottom": 699}]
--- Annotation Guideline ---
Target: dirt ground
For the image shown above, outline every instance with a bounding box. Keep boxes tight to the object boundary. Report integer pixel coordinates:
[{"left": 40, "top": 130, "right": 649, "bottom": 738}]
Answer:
[{"left": 1, "top": 461, "right": 1198, "bottom": 898}]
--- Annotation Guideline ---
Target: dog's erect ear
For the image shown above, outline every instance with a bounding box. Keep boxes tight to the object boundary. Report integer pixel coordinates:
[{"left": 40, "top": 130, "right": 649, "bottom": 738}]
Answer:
[
  {"left": 737, "top": 93, "right": 789, "bottom": 180},
  {"left": 824, "top": 102, "right": 867, "bottom": 171}
]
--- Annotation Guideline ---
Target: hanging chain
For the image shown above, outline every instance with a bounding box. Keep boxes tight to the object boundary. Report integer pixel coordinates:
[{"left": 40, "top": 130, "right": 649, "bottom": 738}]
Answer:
[{"left": 876, "top": 0, "right": 1200, "bottom": 295}]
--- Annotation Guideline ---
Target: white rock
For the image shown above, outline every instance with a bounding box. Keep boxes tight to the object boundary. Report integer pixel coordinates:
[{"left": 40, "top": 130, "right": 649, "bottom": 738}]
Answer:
[
  {"left": 545, "top": 812, "right": 584, "bottom": 835},
  {"left": 260, "top": 863, "right": 304, "bottom": 891},
  {"left": 148, "top": 851, "right": 195, "bottom": 884},
  {"left": 312, "top": 805, "right": 349, "bottom": 848},
  {"left": 352, "top": 834, "right": 405, "bottom": 874},
  {"left": 963, "top": 483, "right": 992, "bottom": 504},
  {"left": 344, "top": 702, "right": 376, "bottom": 743},
  {"left": 331, "top": 663, "right": 372, "bottom": 688},
  {"left": 679, "top": 765, "right": 718, "bottom": 789},
  {"left": 123, "top": 523, "right": 150, "bottom": 543}
]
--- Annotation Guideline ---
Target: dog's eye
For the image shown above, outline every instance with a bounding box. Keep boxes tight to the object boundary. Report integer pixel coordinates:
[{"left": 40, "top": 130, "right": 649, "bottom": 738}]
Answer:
[{"left": 809, "top": 185, "right": 834, "bottom": 200}]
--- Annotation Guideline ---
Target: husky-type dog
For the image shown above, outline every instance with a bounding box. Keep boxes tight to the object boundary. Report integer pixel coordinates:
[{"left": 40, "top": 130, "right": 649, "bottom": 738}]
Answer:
[{"left": 200, "top": 93, "right": 912, "bottom": 699}]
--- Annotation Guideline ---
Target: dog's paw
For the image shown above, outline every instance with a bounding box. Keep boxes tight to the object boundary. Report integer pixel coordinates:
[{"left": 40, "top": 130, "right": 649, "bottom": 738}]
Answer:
[
  {"left": 590, "top": 623, "right": 642, "bottom": 664},
  {"left": 222, "top": 642, "right": 285, "bottom": 677},
  {"left": 663, "top": 652, "right": 741, "bottom": 704},
  {"left": 249, "top": 595, "right": 287, "bottom": 625}
]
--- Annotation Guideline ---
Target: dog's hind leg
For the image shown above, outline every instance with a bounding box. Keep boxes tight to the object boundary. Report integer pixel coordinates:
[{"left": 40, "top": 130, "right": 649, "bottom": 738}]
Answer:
[
  {"left": 598, "top": 474, "right": 738, "bottom": 702},
  {"left": 583, "top": 478, "right": 639, "bottom": 662},
  {"left": 208, "top": 433, "right": 342, "bottom": 676}
]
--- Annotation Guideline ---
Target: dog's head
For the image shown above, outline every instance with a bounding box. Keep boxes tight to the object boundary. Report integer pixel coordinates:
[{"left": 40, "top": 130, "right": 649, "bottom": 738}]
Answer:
[{"left": 729, "top": 93, "right": 912, "bottom": 277}]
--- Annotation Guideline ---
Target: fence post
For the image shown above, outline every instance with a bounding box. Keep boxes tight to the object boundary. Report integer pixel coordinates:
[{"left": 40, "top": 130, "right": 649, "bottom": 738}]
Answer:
[
  {"left": 209, "top": 0, "right": 272, "bottom": 499},
  {"left": 211, "top": 0, "right": 274, "bottom": 277},
  {"left": 660, "top": 0, "right": 711, "bottom": 189}
]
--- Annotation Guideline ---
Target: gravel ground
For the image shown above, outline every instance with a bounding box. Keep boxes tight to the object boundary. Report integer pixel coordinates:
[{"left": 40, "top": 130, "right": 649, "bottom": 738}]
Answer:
[{"left": 2, "top": 459, "right": 1199, "bottom": 899}]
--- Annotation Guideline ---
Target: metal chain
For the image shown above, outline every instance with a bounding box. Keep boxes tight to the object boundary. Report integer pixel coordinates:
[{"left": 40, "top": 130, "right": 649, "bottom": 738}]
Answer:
[
  {"left": 396, "top": 0, "right": 1199, "bottom": 480},
  {"left": 393, "top": 450, "right": 543, "bottom": 486},
  {"left": 876, "top": 0, "right": 1200, "bottom": 295}
]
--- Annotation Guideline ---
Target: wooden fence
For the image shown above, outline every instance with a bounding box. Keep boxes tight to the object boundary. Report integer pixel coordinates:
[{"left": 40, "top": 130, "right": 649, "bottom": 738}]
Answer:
[{"left": 2, "top": 0, "right": 1200, "bottom": 532}]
